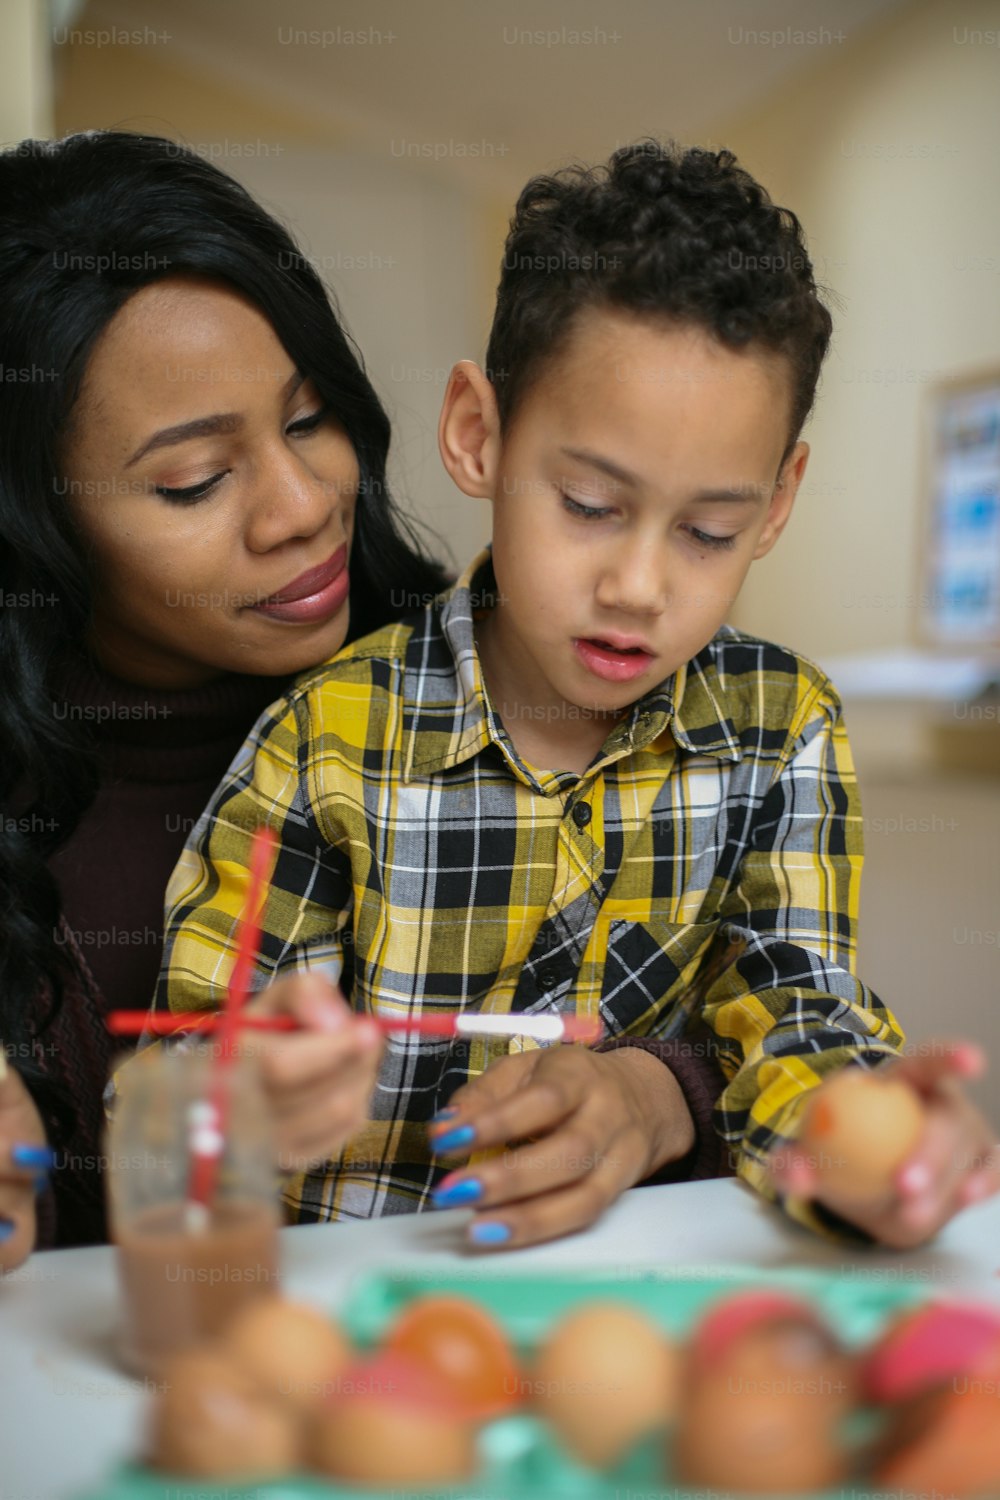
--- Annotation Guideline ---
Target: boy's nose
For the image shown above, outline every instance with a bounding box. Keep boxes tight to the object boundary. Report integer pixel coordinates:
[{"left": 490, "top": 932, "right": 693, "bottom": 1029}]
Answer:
[{"left": 595, "top": 546, "right": 667, "bottom": 616}]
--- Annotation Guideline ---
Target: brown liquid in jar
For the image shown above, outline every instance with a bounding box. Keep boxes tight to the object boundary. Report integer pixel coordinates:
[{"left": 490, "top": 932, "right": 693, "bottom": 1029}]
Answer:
[{"left": 115, "top": 1199, "right": 280, "bottom": 1377}]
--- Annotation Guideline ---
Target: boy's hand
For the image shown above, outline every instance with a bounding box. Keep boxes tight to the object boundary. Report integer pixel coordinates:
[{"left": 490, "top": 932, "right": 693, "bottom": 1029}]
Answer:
[
  {"left": 427, "top": 1045, "right": 695, "bottom": 1249},
  {"left": 769, "top": 1041, "right": 1000, "bottom": 1249},
  {"left": 240, "top": 975, "right": 383, "bottom": 1172},
  {"left": 0, "top": 1065, "right": 53, "bottom": 1271}
]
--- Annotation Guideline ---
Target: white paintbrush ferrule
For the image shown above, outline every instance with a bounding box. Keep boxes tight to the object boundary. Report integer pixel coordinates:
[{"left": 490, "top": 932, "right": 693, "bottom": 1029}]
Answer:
[{"left": 454, "top": 1014, "right": 569, "bottom": 1041}]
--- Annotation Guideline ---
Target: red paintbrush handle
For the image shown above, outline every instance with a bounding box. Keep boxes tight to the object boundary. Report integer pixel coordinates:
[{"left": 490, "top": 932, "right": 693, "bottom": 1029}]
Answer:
[{"left": 107, "top": 1010, "right": 603, "bottom": 1042}]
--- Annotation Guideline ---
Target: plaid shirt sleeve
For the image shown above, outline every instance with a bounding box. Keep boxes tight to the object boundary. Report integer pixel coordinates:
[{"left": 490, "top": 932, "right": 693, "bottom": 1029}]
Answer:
[
  {"left": 155, "top": 686, "right": 353, "bottom": 1015},
  {"left": 696, "top": 671, "right": 905, "bottom": 1239}
]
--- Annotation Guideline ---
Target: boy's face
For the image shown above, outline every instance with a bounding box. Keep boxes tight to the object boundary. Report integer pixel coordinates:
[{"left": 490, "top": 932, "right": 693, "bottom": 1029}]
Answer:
[{"left": 441, "top": 309, "right": 808, "bottom": 726}]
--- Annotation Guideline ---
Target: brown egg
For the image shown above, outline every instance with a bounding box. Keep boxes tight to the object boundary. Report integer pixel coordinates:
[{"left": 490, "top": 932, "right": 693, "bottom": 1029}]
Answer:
[
  {"left": 873, "top": 1342, "right": 1000, "bottom": 1495},
  {"left": 222, "top": 1295, "right": 353, "bottom": 1412},
  {"left": 381, "top": 1292, "right": 521, "bottom": 1421},
  {"left": 530, "top": 1301, "right": 678, "bottom": 1469},
  {"left": 800, "top": 1066, "right": 925, "bottom": 1201},
  {"left": 675, "top": 1292, "right": 858, "bottom": 1494},
  {"left": 148, "top": 1345, "right": 300, "bottom": 1479},
  {"left": 309, "top": 1351, "right": 478, "bottom": 1485}
]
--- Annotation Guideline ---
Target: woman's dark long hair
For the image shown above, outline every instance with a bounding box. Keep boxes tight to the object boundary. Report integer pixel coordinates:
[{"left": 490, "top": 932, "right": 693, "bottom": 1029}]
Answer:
[{"left": 0, "top": 131, "right": 450, "bottom": 1097}]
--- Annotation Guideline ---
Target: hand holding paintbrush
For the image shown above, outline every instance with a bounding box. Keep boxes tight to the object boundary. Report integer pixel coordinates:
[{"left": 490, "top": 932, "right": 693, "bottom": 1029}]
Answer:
[
  {"left": 208, "top": 843, "right": 386, "bottom": 1177},
  {"left": 115, "top": 826, "right": 386, "bottom": 1178},
  {"left": 111, "top": 912, "right": 742, "bottom": 1181}
]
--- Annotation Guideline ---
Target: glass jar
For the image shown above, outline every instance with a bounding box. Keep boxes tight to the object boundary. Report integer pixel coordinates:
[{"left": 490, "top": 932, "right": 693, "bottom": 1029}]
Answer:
[{"left": 106, "top": 1040, "right": 281, "bottom": 1377}]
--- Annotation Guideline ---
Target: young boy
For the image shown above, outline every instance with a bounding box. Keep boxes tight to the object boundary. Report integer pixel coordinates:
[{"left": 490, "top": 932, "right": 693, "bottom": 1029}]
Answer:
[{"left": 156, "top": 141, "right": 997, "bottom": 1249}]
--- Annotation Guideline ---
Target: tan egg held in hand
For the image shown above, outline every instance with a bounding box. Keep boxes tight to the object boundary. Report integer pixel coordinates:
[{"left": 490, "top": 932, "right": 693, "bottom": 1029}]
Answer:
[
  {"left": 530, "top": 1301, "right": 679, "bottom": 1468},
  {"left": 799, "top": 1065, "right": 925, "bottom": 1200}
]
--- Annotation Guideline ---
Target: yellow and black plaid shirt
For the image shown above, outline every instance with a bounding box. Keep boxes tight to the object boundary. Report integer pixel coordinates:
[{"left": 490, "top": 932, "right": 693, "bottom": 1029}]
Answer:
[{"left": 155, "top": 549, "right": 904, "bottom": 1232}]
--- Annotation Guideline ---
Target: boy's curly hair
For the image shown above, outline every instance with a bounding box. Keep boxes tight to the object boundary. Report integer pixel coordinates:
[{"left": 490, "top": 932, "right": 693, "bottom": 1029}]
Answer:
[{"left": 485, "top": 140, "right": 833, "bottom": 462}]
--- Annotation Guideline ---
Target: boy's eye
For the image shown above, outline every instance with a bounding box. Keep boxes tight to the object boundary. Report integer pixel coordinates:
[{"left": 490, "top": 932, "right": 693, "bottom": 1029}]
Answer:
[
  {"left": 155, "top": 473, "right": 227, "bottom": 504},
  {"left": 685, "top": 525, "right": 738, "bottom": 552},
  {"left": 561, "top": 492, "right": 610, "bottom": 521}
]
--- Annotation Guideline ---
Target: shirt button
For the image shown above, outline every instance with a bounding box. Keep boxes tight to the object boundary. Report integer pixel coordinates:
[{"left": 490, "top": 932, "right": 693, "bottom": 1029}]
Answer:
[
  {"left": 572, "top": 801, "right": 592, "bottom": 829},
  {"left": 538, "top": 968, "right": 558, "bottom": 991}
]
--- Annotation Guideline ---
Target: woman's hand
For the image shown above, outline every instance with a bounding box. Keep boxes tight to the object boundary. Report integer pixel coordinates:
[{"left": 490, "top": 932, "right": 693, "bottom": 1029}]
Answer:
[
  {"left": 427, "top": 1044, "right": 695, "bottom": 1249},
  {"left": 239, "top": 975, "right": 383, "bottom": 1172},
  {"left": 769, "top": 1041, "right": 1000, "bottom": 1249},
  {"left": 0, "top": 1065, "right": 53, "bottom": 1271}
]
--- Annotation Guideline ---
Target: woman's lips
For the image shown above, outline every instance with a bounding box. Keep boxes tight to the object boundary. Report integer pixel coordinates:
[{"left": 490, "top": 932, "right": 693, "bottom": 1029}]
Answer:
[
  {"left": 250, "top": 546, "right": 349, "bottom": 624},
  {"left": 574, "top": 636, "right": 655, "bottom": 683}
]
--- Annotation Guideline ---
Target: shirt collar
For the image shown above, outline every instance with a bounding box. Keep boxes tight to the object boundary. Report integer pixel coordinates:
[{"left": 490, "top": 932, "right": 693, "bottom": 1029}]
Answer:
[
  {"left": 402, "top": 549, "right": 497, "bottom": 781},
  {"left": 402, "top": 547, "right": 741, "bottom": 780}
]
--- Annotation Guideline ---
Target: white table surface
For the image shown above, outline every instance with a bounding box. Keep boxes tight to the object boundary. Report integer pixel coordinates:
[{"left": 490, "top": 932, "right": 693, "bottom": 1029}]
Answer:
[{"left": 3, "top": 1178, "right": 1000, "bottom": 1500}]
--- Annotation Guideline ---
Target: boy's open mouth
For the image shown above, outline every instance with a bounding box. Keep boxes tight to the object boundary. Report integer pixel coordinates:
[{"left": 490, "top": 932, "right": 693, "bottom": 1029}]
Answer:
[
  {"left": 591, "top": 638, "right": 644, "bottom": 654},
  {"left": 574, "top": 636, "right": 655, "bottom": 683}
]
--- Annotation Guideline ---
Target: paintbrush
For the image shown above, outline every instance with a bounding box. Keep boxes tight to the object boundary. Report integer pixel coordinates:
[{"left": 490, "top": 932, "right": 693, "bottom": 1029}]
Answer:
[{"left": 108, "top": 1009, "right": 605, "bottom": 1045}]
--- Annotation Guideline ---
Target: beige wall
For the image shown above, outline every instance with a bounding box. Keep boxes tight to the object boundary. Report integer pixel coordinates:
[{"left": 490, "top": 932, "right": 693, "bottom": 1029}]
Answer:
[
  {"left": 0, "top": 0, "right": 53, "bottom": 141},
  {"left": 702, "top": 0, "right": 1000, "bottom": 665},
  {"left": 697, "top": 0, "right": 1000, "bottom": 1116}
]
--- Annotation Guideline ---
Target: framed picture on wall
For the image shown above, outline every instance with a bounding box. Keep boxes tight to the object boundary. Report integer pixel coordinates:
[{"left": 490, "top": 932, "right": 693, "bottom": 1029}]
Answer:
[{"left": 918, "top": 367, "right": 1000, "bottom": 648}]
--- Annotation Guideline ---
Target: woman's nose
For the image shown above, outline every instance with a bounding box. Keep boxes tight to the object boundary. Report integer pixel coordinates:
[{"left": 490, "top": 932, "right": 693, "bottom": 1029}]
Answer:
[{"left": 245, "top": 448, "right": 345, "bottom": 552}]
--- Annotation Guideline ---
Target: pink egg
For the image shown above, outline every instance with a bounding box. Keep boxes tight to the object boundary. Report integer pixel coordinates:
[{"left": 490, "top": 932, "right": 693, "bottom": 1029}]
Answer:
[
  {"left": 690, "top": 1290, "right": 823, "bottom": 1370},
  {"left": 875, "top": 1342, "right": 1000, "bottom": 1495},
  {"left": 676, "top": 1290, "right": 858, "bottom": 1494},
  {"left": 865, "top": 1301, "right": 1000, "bottom": 1402}
]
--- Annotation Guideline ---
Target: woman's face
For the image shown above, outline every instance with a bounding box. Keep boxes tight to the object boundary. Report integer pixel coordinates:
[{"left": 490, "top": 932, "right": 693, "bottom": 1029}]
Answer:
[{"left": 62, "top": 276, "right": 360, "bottom": 686}]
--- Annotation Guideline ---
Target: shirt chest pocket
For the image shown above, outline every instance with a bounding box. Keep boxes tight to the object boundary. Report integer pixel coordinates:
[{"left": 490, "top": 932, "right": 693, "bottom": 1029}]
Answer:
[{"left": 599, "top": 917, "right": 720, "bottom": 1037}]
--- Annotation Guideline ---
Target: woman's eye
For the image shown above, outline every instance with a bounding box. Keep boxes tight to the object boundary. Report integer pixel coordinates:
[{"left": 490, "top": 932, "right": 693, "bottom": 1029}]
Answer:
[
  {"left": 287, "top": 405, "right": 331, "bottom": 435},
  {"left": 685, "top": 525, "right": 738, "bottom": 551},
  {"left": 562, "top": 492, "right": 610, "bottom": 521},
  {"left": 154, "top": 473, "right": 227, "bottom": 504}
]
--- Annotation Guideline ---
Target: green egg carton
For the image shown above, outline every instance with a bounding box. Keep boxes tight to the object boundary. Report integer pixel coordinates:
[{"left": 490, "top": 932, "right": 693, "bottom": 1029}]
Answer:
[
  {"left": 341, "top": 1262, "right": 923, "bottom": 1351},
  {"left": 75, "top": 1265, "right": 931, "bottom": 1500}
]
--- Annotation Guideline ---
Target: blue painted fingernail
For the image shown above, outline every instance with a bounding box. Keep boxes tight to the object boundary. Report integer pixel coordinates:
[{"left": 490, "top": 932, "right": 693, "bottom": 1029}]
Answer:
[
  {"left": 429, "top": 1108, "right": 458, "bottom": 1125},
  {"left": 430, "top": 1124, "right": 475, "bottom": 1153},
  {"left": 33, "top": 1174, "right": 49, "bottom": 1195},
  {"left": 11, "top": 1143, "right": 55, "bottom": 1171},
  {"left": 432, "top": 1178, "right": 483, "bottom": 1209},
  {"left": 0, "top": 1217, "right": 15, "bottom": 1242},
  {"left": 469, "top": 1221, "right": 511, "bottom": 1246}
]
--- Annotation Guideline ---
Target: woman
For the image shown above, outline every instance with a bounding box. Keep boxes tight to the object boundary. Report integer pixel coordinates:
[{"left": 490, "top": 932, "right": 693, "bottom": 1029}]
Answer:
[
  {"left": 0, "top": 132, "right": 729, "bottom": 1269},
  {"left": 0, "top": 130, "right": 452, "bottom": 1264}
]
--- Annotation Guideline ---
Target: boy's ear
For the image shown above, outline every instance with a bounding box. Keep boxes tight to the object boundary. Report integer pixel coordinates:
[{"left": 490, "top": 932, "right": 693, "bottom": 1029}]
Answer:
[
  {"left": 753, "top": 441, "right": 809, "bottom": 559},
  {"left": 438, "top": 360, "right": 502, "bottom": 499}
]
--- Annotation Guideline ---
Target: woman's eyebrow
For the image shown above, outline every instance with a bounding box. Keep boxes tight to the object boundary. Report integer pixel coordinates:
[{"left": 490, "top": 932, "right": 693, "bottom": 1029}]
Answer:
[{"left": 124, "top": 369, "right": 306, "bottom": 468}]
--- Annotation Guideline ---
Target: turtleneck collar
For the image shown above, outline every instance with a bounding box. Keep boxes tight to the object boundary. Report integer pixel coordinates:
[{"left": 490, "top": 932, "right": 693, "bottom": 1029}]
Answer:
[{"left": 51, "top": 655, "right": 291, "bottom": 786}]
